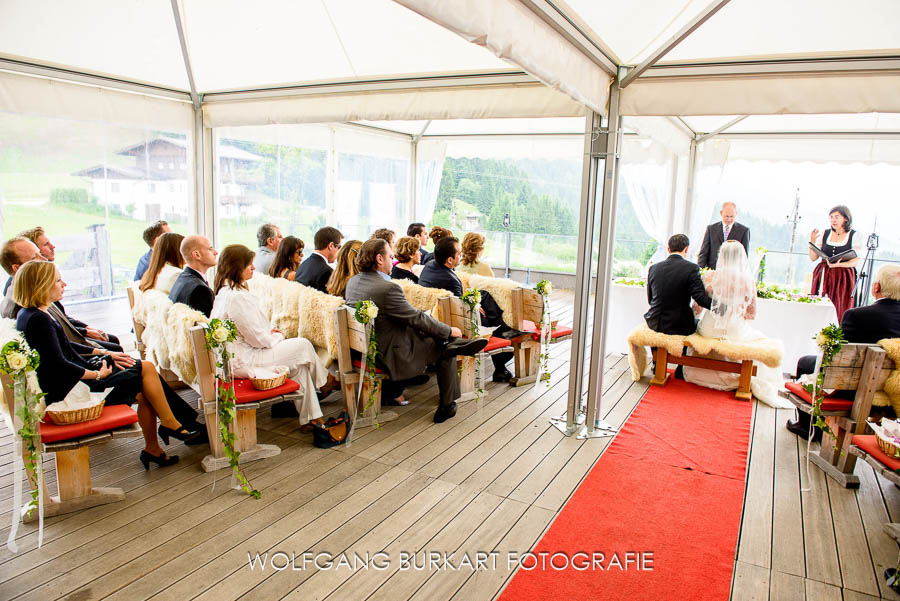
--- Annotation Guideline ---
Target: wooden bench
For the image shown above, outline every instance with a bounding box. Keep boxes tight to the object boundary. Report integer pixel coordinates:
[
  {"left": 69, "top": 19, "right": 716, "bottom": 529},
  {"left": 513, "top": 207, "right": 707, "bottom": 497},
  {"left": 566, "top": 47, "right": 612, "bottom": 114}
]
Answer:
[
  {"left": 780, "top": 343, "right": 893, "bottom": 487},
  {"left": 849, "top": 434, "right": 900, "bottom": 541},
  {"left": 333, "top": 306, "right": 395, "bottom": 428},
  {"left": 507, "top": 287, "right": 573, "bottom": 387},
  {"left": 435, "top": 295, "right": 513, "bottom": 401},
  {"left": 127, "top": 286, "right": 186, "bottom": 389},
  {"left": 188, "top": 325, "right": 299, "bottom": 472},
  {"left": 1, "top": 374, "right": 142, "bottom": 521},
  {"left": 651, "top": 345, "right": 757, "bottom": 401}
]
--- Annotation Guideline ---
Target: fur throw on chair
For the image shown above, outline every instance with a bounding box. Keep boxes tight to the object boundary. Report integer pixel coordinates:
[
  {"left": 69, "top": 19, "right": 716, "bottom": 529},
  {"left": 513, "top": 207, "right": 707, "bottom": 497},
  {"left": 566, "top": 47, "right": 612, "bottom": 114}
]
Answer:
[
  {"left": 297, "top": 284, "right": 344, "bottom": 367},
  {"left": 165, "top": 303, "right": 209, "bottom": 383},
  {"left": 140, "top": 290, "right": 174, "bottom": 370},
  {"left": 877, "top": 338, "right": 900, "bottom": 415},
  {"left": 392, "top": 278, "right": 452, "bottom": 313},
  {"left": 468, "top": 274, "right": 520, "bottom": 327}
]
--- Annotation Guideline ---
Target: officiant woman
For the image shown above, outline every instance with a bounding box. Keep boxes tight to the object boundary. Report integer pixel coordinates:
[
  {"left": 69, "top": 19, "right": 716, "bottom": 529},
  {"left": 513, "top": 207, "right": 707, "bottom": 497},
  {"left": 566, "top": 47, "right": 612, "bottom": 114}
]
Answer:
[{"left": 809, "top": 205, "right": 862, "bottom": 321}]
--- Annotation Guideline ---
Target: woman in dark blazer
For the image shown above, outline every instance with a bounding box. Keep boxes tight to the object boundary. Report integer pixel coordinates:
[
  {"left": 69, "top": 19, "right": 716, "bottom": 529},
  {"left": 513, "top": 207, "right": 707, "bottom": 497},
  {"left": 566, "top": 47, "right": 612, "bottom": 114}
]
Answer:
[{"left": 13, "top": 261, "right": 196, "bottom": 469}]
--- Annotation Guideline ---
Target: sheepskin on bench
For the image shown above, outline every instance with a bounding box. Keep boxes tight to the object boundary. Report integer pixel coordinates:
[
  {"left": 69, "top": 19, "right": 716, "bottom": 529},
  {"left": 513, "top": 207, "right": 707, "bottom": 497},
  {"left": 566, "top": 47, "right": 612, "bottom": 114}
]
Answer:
[
  {"left": 164, "top": 303, "right": 209, "bottom": 383},
  {"left": 392, "top": 278, "right": 452, "bottom": 314},
  {"left": 627, "top": 324, "right": 784, "bottom": 382},
  {"left": 139, "top": 290, "right": 174, "bottom": 371},
  {"left": 468, "top": 274, "right": 520, "bottom": 328},
  {"left": 297, "top": 284, "right": 344, "bottom": 368},
  {"left": 876, "top": 337, "right": 900, "bottom": 414}
]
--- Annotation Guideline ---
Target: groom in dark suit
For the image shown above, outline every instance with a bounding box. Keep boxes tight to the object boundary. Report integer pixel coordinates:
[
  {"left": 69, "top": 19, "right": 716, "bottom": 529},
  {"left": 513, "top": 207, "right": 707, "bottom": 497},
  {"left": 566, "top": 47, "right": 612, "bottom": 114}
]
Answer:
[
  {"left": 697, "top": 202, "right": 750, "bottom": 270},
  {"left": 645, "top": 234, "right": 713, "bottom": 336}
]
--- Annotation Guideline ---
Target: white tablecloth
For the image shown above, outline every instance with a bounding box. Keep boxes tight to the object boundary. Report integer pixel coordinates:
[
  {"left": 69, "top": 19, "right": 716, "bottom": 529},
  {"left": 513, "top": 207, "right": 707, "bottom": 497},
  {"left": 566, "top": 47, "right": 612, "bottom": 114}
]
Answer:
[{"left": 605, "top": 283, "right": 837, "bottom": 373}]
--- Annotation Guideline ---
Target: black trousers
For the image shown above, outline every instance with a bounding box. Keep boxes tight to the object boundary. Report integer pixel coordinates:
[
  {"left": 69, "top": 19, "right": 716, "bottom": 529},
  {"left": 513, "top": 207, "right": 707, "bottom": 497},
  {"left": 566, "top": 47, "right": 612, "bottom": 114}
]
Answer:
[{"left": 381, "top": 354, "right": 460, "bottom": 408}]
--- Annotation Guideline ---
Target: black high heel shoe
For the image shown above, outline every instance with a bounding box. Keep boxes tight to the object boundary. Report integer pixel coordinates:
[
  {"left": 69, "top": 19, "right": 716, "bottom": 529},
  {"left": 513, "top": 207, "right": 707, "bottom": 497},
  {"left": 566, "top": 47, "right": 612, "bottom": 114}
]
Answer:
[
  {"left": 140, "top": 450, "right": 179, "bottom": 470},
  {"left": 158, "top": 424, "right": 198, "bottom": 445}
]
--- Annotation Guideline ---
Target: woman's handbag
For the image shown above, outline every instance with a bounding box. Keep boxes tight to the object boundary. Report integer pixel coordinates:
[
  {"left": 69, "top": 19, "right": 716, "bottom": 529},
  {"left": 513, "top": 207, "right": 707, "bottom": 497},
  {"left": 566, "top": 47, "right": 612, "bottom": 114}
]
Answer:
[{"left": 312, "top": 411, "right": 350, "bottom": 448}]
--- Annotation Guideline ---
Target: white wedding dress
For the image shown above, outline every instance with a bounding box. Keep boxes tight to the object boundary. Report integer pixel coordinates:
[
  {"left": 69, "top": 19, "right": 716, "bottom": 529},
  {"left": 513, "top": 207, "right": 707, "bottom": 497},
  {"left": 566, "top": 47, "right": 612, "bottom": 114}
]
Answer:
[{"left": 682, "top": 242, "right": 791, "bottom": 409}]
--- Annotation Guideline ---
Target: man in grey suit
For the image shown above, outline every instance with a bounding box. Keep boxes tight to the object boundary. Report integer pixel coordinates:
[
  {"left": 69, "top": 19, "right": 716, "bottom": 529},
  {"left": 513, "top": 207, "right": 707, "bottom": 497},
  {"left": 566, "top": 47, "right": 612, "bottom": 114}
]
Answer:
[
  {"left": 345, "top": 238, "right": 488, "bottom": 423},
  {"left": 697, "top": 202, "right": 750, "bottom": 269}
]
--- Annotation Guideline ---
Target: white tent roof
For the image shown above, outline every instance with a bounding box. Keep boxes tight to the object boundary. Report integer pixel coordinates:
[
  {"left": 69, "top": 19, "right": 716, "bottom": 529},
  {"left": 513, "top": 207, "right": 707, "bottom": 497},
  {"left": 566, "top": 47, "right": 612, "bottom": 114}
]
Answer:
[{"left": 1, "top": 0, "right": 898, "bottom": 122}]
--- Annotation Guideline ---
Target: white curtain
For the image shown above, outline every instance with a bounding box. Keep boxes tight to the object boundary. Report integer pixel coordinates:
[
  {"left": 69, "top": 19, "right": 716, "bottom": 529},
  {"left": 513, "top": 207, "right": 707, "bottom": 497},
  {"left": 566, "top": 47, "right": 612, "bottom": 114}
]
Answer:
[
  {"left": 620, "top": 159, "right": 672, "bottom": 264},
  {"left": 688, "top": 139, "right": 731, "bottom": 251},
  {"left": 415, "top": 138, "right": 447, "bottom": 223}
]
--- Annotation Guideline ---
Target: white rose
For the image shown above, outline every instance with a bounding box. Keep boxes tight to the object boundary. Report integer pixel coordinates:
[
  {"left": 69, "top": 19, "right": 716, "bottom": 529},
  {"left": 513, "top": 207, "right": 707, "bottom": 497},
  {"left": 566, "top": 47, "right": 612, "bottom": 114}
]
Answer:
[
  {"left": 544, "top": 282, "right": 553, "bottom": 295},
  {"left": 816, "top": 333, "right": 827, "bottom": 347},
  {"left": 213, "top": 327, "right": 229, "bottom": 343},
  {"left": 6, "top": 351, "right": 27, "bottom": 371},
  {"left": 366, "top": 304, "right": 379, "bottom": 320}
]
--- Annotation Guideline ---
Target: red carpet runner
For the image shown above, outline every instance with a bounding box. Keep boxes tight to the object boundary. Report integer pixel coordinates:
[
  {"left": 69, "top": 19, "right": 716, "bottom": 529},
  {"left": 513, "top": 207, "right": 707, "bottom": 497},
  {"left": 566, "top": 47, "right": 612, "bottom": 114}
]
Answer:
[{"left": 500, "top": 377, "right": 753, "bottom": 601}]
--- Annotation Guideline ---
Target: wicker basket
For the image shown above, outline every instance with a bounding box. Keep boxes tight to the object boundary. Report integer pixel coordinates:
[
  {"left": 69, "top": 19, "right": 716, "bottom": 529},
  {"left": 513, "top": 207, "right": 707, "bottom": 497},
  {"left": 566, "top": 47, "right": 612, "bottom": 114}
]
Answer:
[
  {"left": 877, "top": 435, "right": 900, "bottom": 459},
  {"left": 46, "top": 401, "right": 105, "bottom": 425},
  {"left": 250, "top": 372, "right": 287, "bottom": 391}
]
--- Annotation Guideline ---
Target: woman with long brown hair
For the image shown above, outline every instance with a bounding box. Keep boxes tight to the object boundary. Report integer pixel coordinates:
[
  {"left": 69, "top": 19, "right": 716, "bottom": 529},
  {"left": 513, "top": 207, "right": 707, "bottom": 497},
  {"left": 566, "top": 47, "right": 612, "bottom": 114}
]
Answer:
[
  {"left": 138, "top": 232, "right": 185, "bottom": 293},
  {"left": 268, "top": 235, "right": 304, "bottom": 280},
  {"left": 326, "top": 239, "right": 362, "bottom": 298},
  {"left": 211, "top": 245, "right": 328, "bottom": 425}
]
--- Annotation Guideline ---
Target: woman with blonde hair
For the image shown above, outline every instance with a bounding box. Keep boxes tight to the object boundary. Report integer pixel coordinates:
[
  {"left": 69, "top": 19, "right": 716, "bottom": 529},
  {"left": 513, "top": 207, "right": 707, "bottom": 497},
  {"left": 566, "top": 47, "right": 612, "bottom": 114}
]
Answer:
[
  {"left": 457, "top": 232, "right": 495, "bottom": 277},
  {"left": 391, "top": 236, "right": 420, "bottom": 283},
  {"left": 138, "top": 232, "right": 185, "bottom": 293},
  {"left": 211, "top": 245, "right": 329, "bottom": 425},
  {"left": 326, "top": 239, "right": 362, "bottom": 298},
  {"left": 15, "top": 261, "right": 198, "bottom": 469}
]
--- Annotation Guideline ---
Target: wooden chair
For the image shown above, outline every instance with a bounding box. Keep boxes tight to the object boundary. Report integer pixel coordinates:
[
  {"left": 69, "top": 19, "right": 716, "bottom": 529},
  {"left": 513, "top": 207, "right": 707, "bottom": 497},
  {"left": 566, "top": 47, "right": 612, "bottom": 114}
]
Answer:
[
  {"left": 333, "top": 306, "right": 395, "bottom": 428},
  {"left": 780, "top": 343, "right": 894, "bottom": 487},
  {"left": 1, "top": 374, "right": 141, "bottom": 521},
  {"left": 651, "top": 344, "right": 757, "bottom": 401},
  {"left": 507, "top": 287, "right": 573, "bottom": 387},
  {"left": 188, "top": 325, "right": 298, "bottom": 472},
  {"left": 435, "top": 295, "right": 512, "bottom": 400},
  {"left": 127, "top": 287, "right": 184, "bottom": 389}
]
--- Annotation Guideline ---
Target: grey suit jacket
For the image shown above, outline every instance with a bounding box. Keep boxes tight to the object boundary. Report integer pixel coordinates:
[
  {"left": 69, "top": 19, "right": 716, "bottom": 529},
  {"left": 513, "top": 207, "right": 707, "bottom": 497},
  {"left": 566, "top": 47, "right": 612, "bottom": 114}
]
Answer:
[{"left": 345, "top": 271, "right": 451, "bottom": 381}]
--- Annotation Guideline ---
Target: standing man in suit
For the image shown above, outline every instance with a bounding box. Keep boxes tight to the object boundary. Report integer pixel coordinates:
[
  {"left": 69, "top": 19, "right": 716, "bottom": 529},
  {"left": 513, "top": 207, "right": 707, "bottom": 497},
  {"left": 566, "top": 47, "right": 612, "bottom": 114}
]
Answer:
[
  {"left": 346, "top": 239, "right": 488, "bottom": 423},
  {"left": 645, "top": 234, "right": 713, "bottom": 336},
  {"left": 169, "top": 235, "right": 218, "bottom": 317},
  {"left": 296, "top": 226, "right": 343, "bottom": 293},
  {"left": 787, "top": 264, "right": 900, "bottom": 440},
  {"left": 697, "top": 202, "right": 750, "bottom": 269},
  {"left": 407, "top": 223, "right": 432, "bottom": 264}
]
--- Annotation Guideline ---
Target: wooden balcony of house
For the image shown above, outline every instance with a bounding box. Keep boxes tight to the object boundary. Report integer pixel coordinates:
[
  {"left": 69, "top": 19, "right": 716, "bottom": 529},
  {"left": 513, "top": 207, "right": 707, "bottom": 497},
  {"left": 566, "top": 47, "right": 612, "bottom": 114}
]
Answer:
[{"left": 1, "top": 292, "right": 899, "bottom": 600}]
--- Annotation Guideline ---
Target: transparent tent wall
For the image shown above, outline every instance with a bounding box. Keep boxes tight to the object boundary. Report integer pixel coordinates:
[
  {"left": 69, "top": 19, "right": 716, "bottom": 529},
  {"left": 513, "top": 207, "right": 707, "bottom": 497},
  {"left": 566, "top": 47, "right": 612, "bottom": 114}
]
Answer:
[
  {"left": 0, "top": 111, "right": 194, "bottom": 299},
  {"left": 213, "top": 124, "right": 412, "bottom": 250}
]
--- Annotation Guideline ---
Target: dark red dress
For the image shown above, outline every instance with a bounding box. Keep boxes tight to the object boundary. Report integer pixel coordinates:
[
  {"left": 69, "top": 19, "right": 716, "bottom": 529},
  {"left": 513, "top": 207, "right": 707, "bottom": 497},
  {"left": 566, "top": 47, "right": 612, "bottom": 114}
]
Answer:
[{"left": 810, "top": 229, "right": 856, "bottom": 322}]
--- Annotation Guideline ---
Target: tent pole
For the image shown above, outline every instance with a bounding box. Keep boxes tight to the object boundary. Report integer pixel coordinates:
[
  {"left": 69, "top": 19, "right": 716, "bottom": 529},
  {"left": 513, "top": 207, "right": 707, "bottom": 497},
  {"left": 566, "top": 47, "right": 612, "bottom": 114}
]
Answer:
[
  {"left": 580, "top": 80, "right": 622, "bottom": 439},
  {"left": 556, "top": 111, "right": 601, "bottom": 436},
  {"left": 684, "top": 138, "right": 699, "bottom": 247}
]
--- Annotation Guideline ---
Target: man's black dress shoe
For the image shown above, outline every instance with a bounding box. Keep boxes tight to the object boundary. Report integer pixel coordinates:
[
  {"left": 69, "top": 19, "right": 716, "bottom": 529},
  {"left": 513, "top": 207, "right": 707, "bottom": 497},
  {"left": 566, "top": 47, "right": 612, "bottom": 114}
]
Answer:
[
  {"left": 184, "top": 429, "right": 209, "bottom": 446},
  {"left": 271, "top": 400, "right": 299, "bottom": 418},
  {"left": 495, "top": 327, "right": 529, "bottom": 340},
  {"left": 442, "top": 338, "right": 489, "bottom": 359},
  {"left": 492, "top": 367, "right": 513, "bottom": 383},
  {"left": 434, "top": 402, "right": 457, "bottom": 423},
  {"left": 786, "top": 417, "right": 821, "bottom": 442}
]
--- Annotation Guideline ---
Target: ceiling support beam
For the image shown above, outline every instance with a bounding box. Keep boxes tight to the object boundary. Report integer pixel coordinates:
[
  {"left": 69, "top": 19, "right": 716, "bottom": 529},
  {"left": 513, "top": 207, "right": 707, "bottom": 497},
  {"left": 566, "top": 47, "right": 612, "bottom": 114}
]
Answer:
[
  {"left": 620, "top": 0, "right": 731, "bottom": 88},
  {"left": 695, "top": 115, "right": 747, "bottom": 142},
  {"left": 641, "top": 56, "right": 900, "bottom": 79},
  {"left": 516, "top": 0, "right": 619, "bottom": 76},
  {"left": 170, "top": 0, "right": 201, "bottom": 109}
]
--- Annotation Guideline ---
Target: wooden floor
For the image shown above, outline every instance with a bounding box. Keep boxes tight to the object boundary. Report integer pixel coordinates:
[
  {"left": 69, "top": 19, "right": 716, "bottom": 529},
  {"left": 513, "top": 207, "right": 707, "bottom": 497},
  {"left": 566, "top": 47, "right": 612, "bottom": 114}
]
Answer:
[{"left": 1, "top": 292, "right": 898, "bottom": 600}]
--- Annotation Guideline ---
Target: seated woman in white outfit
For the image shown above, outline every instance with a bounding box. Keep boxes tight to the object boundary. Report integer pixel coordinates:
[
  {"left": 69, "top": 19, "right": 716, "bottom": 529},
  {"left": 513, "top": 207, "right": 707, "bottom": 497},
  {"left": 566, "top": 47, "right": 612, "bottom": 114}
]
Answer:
[
  {"left": 211, "top": 244, "right": 328, "bottom": 425},
  {"left": 683, "top": 241, "right": 790, "bottom": 408},
  {"left": 139, "top": 232, "right": 185, "bottom": 294}
]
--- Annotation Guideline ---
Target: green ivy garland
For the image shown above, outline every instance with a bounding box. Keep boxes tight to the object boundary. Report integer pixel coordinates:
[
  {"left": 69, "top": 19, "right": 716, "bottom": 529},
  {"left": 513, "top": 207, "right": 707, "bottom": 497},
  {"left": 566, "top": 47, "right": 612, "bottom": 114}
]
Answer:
[
  {"left": 803, "top": 324, "right": 847, "bottom": 441},
  {"left": 0, "top": 339, "right": 44, "bottom": 519},
  {"left": 204, "top": 318, "right": 260, "bottom": 499},
  {"left": 535, "top": 280, "right": 553, "bottom": 386},
  {"left": 354, "top": 300, "right": 381, "bottom": 429},
  {"left": 460, "top": 288, "right": 484, "bottom": 402}
]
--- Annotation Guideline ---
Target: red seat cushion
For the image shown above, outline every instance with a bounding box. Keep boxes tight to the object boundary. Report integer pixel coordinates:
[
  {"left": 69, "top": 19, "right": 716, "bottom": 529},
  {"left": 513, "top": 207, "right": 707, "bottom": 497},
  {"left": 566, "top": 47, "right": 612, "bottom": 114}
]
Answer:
[
  {"left": 522, "top": 320, "right": 573, "bottom": 341},
  {"left": 352, "top": 359, "right": 386, "bottom": 374},
  {"left": 40, "top": 405, "right": 139, "bottom": 444},
  {"left": 853, "top": 434, "right": 900, "bottom": 471},
  {"left": 784, "top": 381, "right": 853, "bottom": 412},
  {"left": 483, "top": 336, "right": 512, "bottom": 352},
  {"left": 229, "top": 378, "right": 300, "bottom": 405}
]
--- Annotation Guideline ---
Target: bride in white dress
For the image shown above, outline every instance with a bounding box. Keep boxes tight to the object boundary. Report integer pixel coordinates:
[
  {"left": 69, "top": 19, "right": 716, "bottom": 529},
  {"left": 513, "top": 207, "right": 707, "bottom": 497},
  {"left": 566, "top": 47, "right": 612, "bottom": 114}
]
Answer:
[{"left": 683, "top": 241, "right": 791, "bottom": 408}]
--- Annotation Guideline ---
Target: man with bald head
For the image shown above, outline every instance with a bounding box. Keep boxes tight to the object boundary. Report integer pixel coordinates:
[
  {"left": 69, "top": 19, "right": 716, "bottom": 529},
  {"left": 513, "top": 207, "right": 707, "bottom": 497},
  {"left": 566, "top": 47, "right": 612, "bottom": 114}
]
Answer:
[
  {"left": 697, "top": 202, "right": 750, "bottom": 270},
  {"left": 169, "top": 235, "right": 218, "bottom": 317},
  {"left": 1, "top": 237, "right": 46, "bottom": 318}
]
